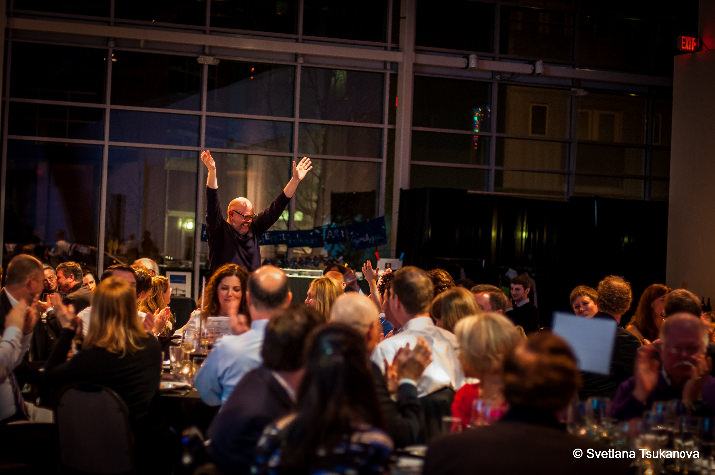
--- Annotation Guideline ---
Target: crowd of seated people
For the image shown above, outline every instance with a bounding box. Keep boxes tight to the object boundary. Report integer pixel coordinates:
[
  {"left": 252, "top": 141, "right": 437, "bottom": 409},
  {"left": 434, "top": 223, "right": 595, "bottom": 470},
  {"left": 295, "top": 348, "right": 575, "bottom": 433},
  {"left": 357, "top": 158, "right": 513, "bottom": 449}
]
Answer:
[{"left": 4, "top": 252, "right": 715, "bottom": 473}]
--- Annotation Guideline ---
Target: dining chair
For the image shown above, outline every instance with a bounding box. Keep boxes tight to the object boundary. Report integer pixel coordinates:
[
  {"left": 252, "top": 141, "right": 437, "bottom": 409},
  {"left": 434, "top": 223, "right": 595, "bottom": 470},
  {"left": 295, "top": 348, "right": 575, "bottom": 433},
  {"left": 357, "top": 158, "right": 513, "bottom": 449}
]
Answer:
[{"left": 55, "top": 383, "right": 135, "bottom": 474}]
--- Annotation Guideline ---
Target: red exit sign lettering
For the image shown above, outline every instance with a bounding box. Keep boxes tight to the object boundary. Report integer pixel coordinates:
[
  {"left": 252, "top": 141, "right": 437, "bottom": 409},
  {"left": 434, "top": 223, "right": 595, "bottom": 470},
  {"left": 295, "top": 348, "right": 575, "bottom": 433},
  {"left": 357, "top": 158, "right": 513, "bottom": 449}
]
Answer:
[{"left": 678, "top": 36, "right": 698, "bottom": 52}]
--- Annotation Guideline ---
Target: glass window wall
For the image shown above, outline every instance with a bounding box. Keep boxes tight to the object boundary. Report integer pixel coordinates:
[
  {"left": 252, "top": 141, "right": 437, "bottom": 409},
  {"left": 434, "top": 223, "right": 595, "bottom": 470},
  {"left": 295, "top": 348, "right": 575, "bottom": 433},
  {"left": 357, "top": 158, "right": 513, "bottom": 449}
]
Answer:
[
  {"left": 111, "top": 52, "right": 202, "bottom": 110},
  {"left": 10, "top": 43, "right": 106, "bottom": 103},
  {"left": 9, "top": 103, "right": 104, "bottom": 141},
  {"left": 300, "top": 67, "right": 384, "bottom": 123},
  {"left": 207, "top": 61, "right": 295, "bottom": 117},
  {"left": 106, "top": 147, "right": 198, "bottom": 268},
  {"left": 4, "top": 140, "right": 102, "bottom": 268}
]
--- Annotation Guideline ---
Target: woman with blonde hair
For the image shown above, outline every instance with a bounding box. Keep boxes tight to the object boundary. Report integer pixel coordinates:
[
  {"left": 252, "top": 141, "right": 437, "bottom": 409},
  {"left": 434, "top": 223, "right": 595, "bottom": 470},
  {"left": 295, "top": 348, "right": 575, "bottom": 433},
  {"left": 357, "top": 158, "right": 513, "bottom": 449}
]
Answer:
[
  {"left": 45, "top": 277, "right": 163, "bottom": 424},
  {"left": 138, "top": 275, "right": 175, "bottom": 336},
  {"left": 430, "top": 286, "right": 482, "bottom": 332},
  {"left": 304, "top": 276, "right": 342, "bottom": 322},
  {"left": 451, "top": 313, "right": 524, "bottom": 428}
]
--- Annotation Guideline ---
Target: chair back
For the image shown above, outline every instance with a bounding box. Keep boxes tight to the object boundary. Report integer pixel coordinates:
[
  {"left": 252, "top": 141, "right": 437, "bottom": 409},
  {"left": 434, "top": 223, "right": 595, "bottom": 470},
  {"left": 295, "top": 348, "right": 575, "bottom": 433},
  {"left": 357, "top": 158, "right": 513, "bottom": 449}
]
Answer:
[
  {"left": 170, "top": 295, "right": 196, "bottom": 329},
  {"left": 56, "top": 383, "right": 134, "bottom": 474}
]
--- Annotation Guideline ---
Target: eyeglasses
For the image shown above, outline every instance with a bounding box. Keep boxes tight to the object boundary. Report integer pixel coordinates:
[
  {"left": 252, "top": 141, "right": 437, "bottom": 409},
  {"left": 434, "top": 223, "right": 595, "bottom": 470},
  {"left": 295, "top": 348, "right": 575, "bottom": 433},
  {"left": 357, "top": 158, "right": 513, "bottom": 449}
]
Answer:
[
  {"left": 231, "top": 209, "right": 257, "bottom": 221},
  {"left": 665, "top": 344, "right": 702, "bottom": 356}
]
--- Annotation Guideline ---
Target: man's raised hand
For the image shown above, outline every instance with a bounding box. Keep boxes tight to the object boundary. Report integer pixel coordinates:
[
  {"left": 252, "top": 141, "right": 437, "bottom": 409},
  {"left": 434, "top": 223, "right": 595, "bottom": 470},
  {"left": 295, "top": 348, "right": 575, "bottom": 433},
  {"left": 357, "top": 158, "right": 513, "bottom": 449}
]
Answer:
[
  {"left": 293, "top": 157, "right": 313, "bottom": 181},
  {"left": 200, "top": 149, "right": 216, "bottom": 171}
]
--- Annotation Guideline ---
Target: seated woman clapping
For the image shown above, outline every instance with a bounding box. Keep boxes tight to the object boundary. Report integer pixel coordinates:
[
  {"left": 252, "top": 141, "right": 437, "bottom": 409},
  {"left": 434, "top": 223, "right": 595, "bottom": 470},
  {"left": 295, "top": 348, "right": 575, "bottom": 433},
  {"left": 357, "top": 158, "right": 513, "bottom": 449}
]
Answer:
[
  {"left": 253, "top": 324, "right": 393, "bottom": 474},
  {"left": 138, "top": 275, "right": 175, "bottom": 337}
]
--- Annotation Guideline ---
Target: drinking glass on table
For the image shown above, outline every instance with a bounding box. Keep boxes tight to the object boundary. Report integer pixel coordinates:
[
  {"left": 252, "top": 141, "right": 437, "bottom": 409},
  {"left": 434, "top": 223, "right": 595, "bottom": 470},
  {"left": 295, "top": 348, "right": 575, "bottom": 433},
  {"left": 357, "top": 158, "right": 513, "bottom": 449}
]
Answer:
[
  {"left": 674, "top": 416, "right": 702, "bottom": 473},
  {"left": 441, "top": 416, "right": 464, "bottom": 434},
  {"left": 182, "top": 328, "right": 200, "bottom": 356},
  {"left": 585, "top": 396, "right": 617, "bottom": 442},
  {"left": 585, "top": 397, "right": 610, "bottom": 426},
  {"left": 633, "top": 419, "right": 665, "bottom": 475},
  {"left": 200, "top": 328, "right": 218, "bottom": 354},
  {"left": 697, "top": 416, "right": 715, "bottom": 473},
  {"left": 471, "top": 398, "right": 505, "bottom": 427},
  {"left": 566, "top": 399, "right": 587, "bottom": 436},
  {"left": 169, "top": 346, "right": 185, "bottom": 373}
]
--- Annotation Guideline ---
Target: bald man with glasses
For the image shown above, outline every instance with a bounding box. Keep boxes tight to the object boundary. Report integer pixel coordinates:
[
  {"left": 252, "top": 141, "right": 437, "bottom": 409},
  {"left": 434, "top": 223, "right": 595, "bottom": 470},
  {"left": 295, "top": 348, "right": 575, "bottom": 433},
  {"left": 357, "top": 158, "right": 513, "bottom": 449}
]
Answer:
[{"left": 201, "top": 150, "right": 312, "bottom": 273}]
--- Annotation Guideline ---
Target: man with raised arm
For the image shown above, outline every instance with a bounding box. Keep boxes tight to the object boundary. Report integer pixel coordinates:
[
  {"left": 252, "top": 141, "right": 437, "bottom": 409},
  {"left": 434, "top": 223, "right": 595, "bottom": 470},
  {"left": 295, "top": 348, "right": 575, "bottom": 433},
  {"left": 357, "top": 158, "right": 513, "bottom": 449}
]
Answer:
[{"left": 201, "top": 150, "right": 312, "bottom": 273}]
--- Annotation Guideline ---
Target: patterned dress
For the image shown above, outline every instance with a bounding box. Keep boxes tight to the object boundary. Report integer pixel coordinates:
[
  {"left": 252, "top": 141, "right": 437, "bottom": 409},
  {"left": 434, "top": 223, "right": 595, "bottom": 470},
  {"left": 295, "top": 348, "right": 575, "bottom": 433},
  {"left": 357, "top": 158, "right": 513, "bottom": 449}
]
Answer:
[{"left": 252, "top": 420, "right": 393, "bottom": 474}]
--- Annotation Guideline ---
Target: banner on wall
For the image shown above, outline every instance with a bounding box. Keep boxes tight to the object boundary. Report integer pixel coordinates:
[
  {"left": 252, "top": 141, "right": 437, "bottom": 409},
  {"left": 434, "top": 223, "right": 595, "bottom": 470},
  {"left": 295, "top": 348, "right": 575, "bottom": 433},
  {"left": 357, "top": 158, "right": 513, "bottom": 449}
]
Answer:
[
  {"left": 286, "top": 229, "right": 324, "bottom": 248},
  {"left": 258, "top": 217, "right": 386, "bottom": 249},
  {"left": 260, "top": 230, "right": 289, "bottom": 245},
  {"left": 347, "top": 217, "right": 387, "bottom": 250},
  {"left": 324, "top": 225, "right": 347, "bottom": 244}
]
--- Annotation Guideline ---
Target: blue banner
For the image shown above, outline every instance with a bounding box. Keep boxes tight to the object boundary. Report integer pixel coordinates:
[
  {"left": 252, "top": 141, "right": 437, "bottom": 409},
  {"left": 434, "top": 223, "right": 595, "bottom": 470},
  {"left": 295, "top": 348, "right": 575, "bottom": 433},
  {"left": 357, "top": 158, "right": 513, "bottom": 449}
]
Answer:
[
  {"left": 260, "top": 230, "right": 289, "bottom": 245},
  {"left": 286, "top": 229, "right": 324, "bottom": 248},
  {"left": 258, "top": 218, "right": 385, "bottom": 249},
  {"left": 347, "top": 217, "right": 387, "bottom": 250},
  {"left": 324, "top": 225, "right": 347, "bottom": 244}
]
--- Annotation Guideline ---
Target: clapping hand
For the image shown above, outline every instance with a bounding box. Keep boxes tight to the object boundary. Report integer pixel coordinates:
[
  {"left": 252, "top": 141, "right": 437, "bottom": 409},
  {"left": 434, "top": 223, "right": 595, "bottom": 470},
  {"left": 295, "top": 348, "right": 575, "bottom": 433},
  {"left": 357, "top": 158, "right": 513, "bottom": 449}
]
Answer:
[
  {"left": 394, "top": 336, "right": 432, "bottom": 381},
  {"left": 633, "top": 343, "right": 661, "bottom": 404},
  {"left": 384, "top": 337, "right": 433, "bottom": 395},
  {"left": 49, "top": 293, "right": 79, "bottom": 331},
  {"left": 683, "top": 353, "right": 713, "bottom": 407},
  {"left": 143, "top": 307, "right": 172, "bottom": 336},
  {"left": 362, "top": 260, "right": 378, "bottom": 284},
  {"left": 153, "top": 307, "right": 172, "bottom": 336}
]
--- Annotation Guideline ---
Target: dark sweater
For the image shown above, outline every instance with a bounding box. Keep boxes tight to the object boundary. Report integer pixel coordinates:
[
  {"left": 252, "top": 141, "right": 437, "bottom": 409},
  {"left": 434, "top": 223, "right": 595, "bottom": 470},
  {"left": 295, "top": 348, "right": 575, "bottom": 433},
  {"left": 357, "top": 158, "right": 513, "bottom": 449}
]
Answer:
[
  {"left": 506, "top": 301, "right": 540, "bottom": 333},
  {"left": 579, "top": 312, "right": 641, "bottom": 400},
  {"left": 208, "top": 366, "right": 294, "bottom": 475},
  {"left": 44, "top": 328, "right": 162, "bottom": 424},
  {"left": 206, "top": 187, "right": 290, "bottom": 274}
]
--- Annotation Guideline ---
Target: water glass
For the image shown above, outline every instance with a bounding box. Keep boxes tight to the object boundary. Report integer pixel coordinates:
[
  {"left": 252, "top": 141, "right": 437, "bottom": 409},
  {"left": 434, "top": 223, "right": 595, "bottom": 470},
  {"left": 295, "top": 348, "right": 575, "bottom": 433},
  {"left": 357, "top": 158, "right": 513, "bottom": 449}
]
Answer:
[
  {"left": 169, "top": 346, "right": 184, "bottom": 373},
  {"left": 674, "top": 416, "right": 702, "bottom": 472},
  {"left": 440, "top": 416, "right": 464, "bottom": 434},
  {"left": 698, "top": 417, "right": 715, "bottom": 472},
  {"left": 471, "top": 399, "right": 505, "bottom": 427},
  {"left": 178, "top": 359, "right": 195, "bottom": 382},
  {"left": 567, "top": 399, "right": 587, "bottom": 437},
  {"left": 585, "top": 396, "right": 611, "bottom": 427}
]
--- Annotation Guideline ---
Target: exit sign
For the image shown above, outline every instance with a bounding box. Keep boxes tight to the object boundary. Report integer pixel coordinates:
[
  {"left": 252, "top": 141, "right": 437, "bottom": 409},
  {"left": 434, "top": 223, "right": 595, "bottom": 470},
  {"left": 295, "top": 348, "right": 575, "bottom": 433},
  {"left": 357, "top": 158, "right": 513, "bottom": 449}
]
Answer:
[{"left": 678, "top": 36, "right": 698, "bottom": 52}]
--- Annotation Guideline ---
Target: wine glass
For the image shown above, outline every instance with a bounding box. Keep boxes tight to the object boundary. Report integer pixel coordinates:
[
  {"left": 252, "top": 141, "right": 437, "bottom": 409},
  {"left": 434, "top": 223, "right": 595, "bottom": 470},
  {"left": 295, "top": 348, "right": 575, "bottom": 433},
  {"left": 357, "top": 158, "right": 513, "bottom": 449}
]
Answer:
[
  {"left": 567, "top": 399, "right": 587, "bottom": 437},
  {"left": 182, "top": 328, "right": 199, "bottom": 357}
]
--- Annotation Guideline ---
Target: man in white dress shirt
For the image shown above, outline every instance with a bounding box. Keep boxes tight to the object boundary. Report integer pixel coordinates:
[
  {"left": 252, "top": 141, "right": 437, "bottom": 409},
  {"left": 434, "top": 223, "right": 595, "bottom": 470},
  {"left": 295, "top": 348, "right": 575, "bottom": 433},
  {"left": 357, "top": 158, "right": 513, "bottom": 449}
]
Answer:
[{"left": 371, "top": 266, "right": 464, "bottom": 397}]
